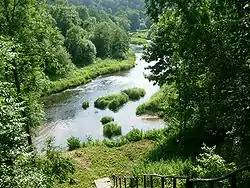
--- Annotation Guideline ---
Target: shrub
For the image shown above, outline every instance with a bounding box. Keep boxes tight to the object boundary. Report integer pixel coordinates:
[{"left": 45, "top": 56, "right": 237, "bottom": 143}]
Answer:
[
  {"left": 67, "top": 137, "right": 81, "bottom": 151},
  {"left": 100, "top": 116, "right": 114, "bottom": 125},
  {"left": 125, "top": 128, "right": 143, "bottom": 142},
  {"left": 122, "top": 88, "right": 146, "bottom": 100},
  {"left": 103, "top": 123, "right": 122, "bottom": 139},
  {"left": 192, "top": 144, "right": 236, "bottom": 178},
  {"left": 38, "top": 137, "right": 76, "bottom": 185},
  {"left": 143, "top": 129, "right": 163, "bottom": 141},
  {"left": 82, "top": 101, "right": 89, "bottom": 109}
]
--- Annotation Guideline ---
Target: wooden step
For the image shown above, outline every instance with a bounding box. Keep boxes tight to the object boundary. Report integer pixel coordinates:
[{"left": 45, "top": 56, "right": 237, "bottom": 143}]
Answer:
[{"left": 94, "top": 177, "right": 113, "bottom": 188}]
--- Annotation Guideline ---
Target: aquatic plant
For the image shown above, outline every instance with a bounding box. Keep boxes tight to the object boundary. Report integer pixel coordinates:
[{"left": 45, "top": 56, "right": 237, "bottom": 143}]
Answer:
[
  {"left": 94, "top": 93, "right": 129, "bottom": 112},
  {"left": 100, "top": 116, "right": 115, "bottom": 125},
  {"left": 122, "top": 88, "right": 146, "bottom": 100},
  {"left": 82, "top": 101, "right": 89, "bottom": 109}
]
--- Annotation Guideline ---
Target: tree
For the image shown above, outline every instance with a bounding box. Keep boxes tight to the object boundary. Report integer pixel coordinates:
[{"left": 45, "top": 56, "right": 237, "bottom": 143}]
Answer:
[
  {"left": 0, "top": 82, "right": 47, "bottom": 188},
  {"left": 144, "top": 0, "right": 250, "bottom": 162},
  {"left": 0, "top": 0, "right": 74, "bottom": 146},
  {"left": 110, "top": 27, "right": 129, "bottom": 59},
  {"left": 48, "top": 0, "right": 81, "bottom": 36},
  {"left": 91, "top": 22, "right": 112, "bottom": 58},
  {"left": 65, "top": 25, "right": 96, "bottom": 66}
]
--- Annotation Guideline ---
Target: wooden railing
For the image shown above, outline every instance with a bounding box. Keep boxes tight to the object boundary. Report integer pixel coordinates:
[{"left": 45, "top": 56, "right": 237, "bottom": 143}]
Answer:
[{"left": 112, "top": 165, "right": 250, "bottom": 188}]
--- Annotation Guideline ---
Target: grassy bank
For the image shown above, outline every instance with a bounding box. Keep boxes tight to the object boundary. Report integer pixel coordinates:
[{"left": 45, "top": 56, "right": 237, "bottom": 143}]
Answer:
[
  {"left": 130, "top": 30, "right": 149, "bottom": 45},
  {"left": 57, "top": 124, "right": 241, "bottom": 187},
  {"left": 44, "top": 51, "right": 136, "bottom": 96},
  {"left": 136, "top": 84, "right": 178, "bottom": 119},
  {"left": 59, "top": 140, "right": 155, "bottom": 188}
]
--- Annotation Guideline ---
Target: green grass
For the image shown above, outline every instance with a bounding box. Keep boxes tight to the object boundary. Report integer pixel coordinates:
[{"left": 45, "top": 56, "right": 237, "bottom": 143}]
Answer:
[
  {"left": 122, "top": 88, "right": 146, "bottom": 101},
  {"left": 103, "top": 123, "right": 122, "bottom": 139},
  {"left": 136, "top": 84, "right": 178, "bottom": 118},
  {"left": 130, "top": 30, "right": 149, "bottom": 45},
  {"left": 94, "top": 88, "right": 146, "bottom": 112},
  {"left": 94, "top": 93, "right": 129, "bottom": 112},
  {"left": 100, "top": 116, "right": 114, "bottom": 125},
  {"left": 59, "top": 140, "right": 155, "bottom": 188},
  {"left": 43, "top": 51, "right": 136, "bottom": 96}
]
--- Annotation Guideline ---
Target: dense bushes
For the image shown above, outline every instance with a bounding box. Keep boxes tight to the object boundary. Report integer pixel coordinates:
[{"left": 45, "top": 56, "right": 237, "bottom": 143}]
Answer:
[
  {"left": 122, "top": 88, "right": 146, "bottom": 100},
  {"left": 125, "top": 128, "right": 143, "bottom": 142},
  {"left": 39, "top": 137, "right": 76, "bottom": 185},
  {"left": 67, "top": 136, "right": 81, "bottom": 151},
  {"left": 101, "top": 116, "right": 114, "bottom": 125},
  {"left": 136, "top": 84, "right": 177, "bottom": 120},
  {"left": 103, "top": 123, "right": 122, "bottom": 139}
]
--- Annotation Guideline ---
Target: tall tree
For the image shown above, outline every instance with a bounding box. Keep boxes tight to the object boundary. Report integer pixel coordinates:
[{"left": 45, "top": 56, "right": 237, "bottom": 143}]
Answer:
[{"left": 144, "top": 0, "right": 250, "bottom": 161}]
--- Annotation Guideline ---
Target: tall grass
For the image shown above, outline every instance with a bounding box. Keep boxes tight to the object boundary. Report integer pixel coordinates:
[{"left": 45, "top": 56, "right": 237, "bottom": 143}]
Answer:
[
  {"left": 136, "top": 84, "right": 177, "bottom": 119},
  {"left": 94, "top": 87, "right": 146, "bottom": 112},
  {"left": 94, "top": 93, "right": 129, "bottom": 112},
  {"left": 103, "top": 123, "right": 122, "bottom": 139},
  {"left": 122, "top": 88, "right": 146, "bottom": 100}
]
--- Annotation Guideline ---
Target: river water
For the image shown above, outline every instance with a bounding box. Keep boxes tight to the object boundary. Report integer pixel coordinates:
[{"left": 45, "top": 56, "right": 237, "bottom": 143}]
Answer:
[{"left": 35, "top": 46, "right": 165, "bottom": 149}]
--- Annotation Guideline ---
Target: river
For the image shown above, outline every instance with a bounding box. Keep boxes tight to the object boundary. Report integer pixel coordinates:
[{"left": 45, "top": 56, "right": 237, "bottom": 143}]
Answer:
[{"left": 35, "top": 46, "right": 165, "bottom": 149}]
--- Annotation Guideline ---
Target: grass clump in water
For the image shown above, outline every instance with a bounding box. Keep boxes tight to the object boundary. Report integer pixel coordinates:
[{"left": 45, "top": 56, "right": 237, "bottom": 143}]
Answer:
[
  {"left": 94, "top": 93, "right": 129, "bottom": 112},
  {"left": 122, "top": 88, "right": 146, "bottom": 100},
  {"left": 100, "top": 116, "right": 114, "bottom": 125},
  {"left": 82, "top": 101, "right": 89, "bottom": 109},
  {"left": 103, "top": 123, "right": 122, "bottom": 139}
]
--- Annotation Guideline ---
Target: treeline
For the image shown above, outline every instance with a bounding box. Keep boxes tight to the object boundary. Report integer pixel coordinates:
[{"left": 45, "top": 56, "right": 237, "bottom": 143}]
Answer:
[
  {"left": 143, "top": 0, "right": 250, "bottom": 167},
  {"left": 0, "top": 0, "right": 142, "bottom": 186},
  {"left": 67, "top": 0, "right": 150, "bottom": 31}
]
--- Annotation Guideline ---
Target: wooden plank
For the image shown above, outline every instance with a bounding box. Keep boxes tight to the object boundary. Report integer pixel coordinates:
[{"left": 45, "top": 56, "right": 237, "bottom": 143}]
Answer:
[{"left": 95, "top": 177, "right": 113, "bottom": 188}]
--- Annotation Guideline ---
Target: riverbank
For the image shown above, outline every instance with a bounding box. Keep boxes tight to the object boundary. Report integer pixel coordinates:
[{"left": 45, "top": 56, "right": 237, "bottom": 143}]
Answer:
[
  {"left": 130, "top": 30, "right": 149, "bottom": 45},
  {"left": 43, "top": 51, "right": 136, "bottom": 96},
  {"left": 136, "top": 84, "right": 178, "bottom": 119}
]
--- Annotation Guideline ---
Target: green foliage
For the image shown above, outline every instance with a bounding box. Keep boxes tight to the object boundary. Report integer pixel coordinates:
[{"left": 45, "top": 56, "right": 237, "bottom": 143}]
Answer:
[
  {"left": 91, "top": 22, "right": 129, "bottom": 59},
  {"left": 65, "top": 25, "right": 96, "bottom": 67},
  {"left": 94, "top": 92, "right": 129, "bottom": 112},
  {"left": 38, "top": 137, "right": 76, "bottom": 185},
  {"left": 94, "top": 87, "right": 146, "bottom": 112},
  {"left": 63, "top": 140, "right": 155, "bottom": 187},
  {"left": 103, "top": 123, "right": 122, "bottom": 139},
  {"left": 67, "top": 136, "right": 81, "bottom": 151},
  {"left": 68, "top": 0, "right": 149, "bottom": 32},
  {"left": 125, "top": 128, "right": 143, "bottom": 142},
  {"left": 136, "top": 84, "right": 177, "bottom": 121},
  {"left": 192, "top": 144, "right": 236, "bottom": 178},
  {"left": 130, "top": 30, "right": 149, "bottom": 45},
  {"left": 122, "top": 87, "right": 146, "bottom": 100},
  {"left": 0, "top": 83, "right": 48, "bottom": 187},
  {"left": 82, "top": 101, "right": 90, "bottom": 109},
  {"left": 100, "top": 116, "right": 114, "bottom": 125},
  {"left": 143, "top": 129, "right": 163, "bottom": 141},
  {"left": 144, "top": 0, "right": 250, "bottom": 164}
]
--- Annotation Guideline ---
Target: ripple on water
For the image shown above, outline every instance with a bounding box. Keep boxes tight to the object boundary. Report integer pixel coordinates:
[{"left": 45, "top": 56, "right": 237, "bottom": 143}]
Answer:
[{"left": 37, "top": 51, "right": 166, "bottom": 148}]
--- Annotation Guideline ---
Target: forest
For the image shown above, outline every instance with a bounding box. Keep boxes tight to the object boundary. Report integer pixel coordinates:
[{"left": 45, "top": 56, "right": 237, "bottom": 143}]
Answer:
[{"left": 0, "top": 0, "right": 249, "bottom": 187}]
